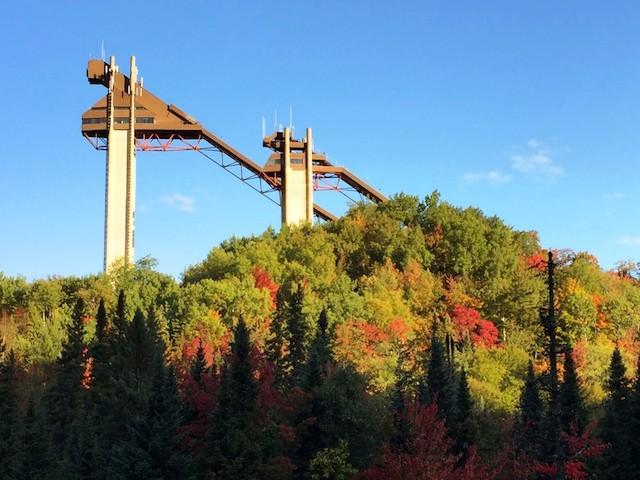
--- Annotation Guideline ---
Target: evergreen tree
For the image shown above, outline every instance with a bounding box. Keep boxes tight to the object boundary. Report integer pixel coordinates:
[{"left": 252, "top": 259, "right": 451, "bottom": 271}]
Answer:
[
  {"left": 0, "top": 342, "right": 19, "bottom": 480},
  {"left": 19, "top": 398, "right": 54, "bottom": 480},
  {"left": 559, "top": 346, "right": 586, "bottom": 435},
  {"left": 207, "top": 319, "right": 263, "bottom": 479},
  {"left": 146, "top": 363, "right": 193, "bottom": 479},
  {"left": 96, "top": 298, "right": 108, "bottom": 340},
  {"left": 311, "top": 365, "right": 385, "bottom": 470},
  {"left": 515, "top": 361, "right": 544, "bottom": 459},
  {"left": 420, "top": 332, "right": 455, "bottom": 428},
  {"left": 390, "top": 345, "right": 413, "bottom": 451},
  {"left": 92, "top": 308, "right": 162, "bottom": 479},
  {"left": 44, "top": 297, "right": 87, "bottom": 456},
  {"left": 599, "top": 347, "right": 632, "bottom": 480},
  {"left": 267, "top": 282, "right": 309, "bottom": 388},
  {"left": 541, "top": 252, "right": 563, "bottom": 471},
  {"left": 626, "top": 355, "right": 640, "bottom": 475},
  {"left": 115, "top": 289, "right": 127, "bottom": 333},
  {"left": 190, "top": 338, "right": 208, "bottom": 388},
  {"left": 302, "top": 309, "right": 331, "bottom": 391},
  {"left": 287, "top": 283, "right": 308, "bottom": 384},
  {"left": 454, "top": 369, "right": 475, "bottom": 460}
]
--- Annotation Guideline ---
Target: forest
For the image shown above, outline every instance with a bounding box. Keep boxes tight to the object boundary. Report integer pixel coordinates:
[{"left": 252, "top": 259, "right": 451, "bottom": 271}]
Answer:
[{"left": 1, "top": 191, "right": 640, "bottom": 479}]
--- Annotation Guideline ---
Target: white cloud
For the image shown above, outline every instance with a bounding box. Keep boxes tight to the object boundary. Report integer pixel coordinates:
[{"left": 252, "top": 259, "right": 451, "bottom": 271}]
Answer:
[
  {"left": 160, "top": 193, "right": 196, "bottom": 213},
  {"left": 463, "top": 169, "right": 512, "bottom": 184},
  {"left": 618, "top": 236, "right": 640, "bottom": 246},
  {"left": 603, "top": 192, "right": 631, "bottom": 201},
  {"left": 510, "top": 140, "right": 564, "bottom": 180}
]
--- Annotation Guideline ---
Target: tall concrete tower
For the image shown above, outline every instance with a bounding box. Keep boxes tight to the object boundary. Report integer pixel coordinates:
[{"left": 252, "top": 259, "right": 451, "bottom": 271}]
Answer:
[
  {"left": 263, "top": 127, "right": 315, "bottom": 225},
  {"left": 103, "top": 56, "right": 137, "bottom": 271}
]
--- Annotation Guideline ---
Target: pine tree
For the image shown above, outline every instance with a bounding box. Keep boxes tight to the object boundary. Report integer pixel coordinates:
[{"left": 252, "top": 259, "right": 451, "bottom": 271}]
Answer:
[
  {"left": 302, "top": 309, "right": 331, "bottom": 391},
  {"left": 599, "top": 347, "right": 632, "bottom": 480},
  {"left": 0, "top": 342, "right": 19, "bottom": 479},
  {"left": 207, "top": 318, "right": 263, "bottom": 479},
  {"left": 515, "top": 361, "right": 544, "bottom": 459},
  {"left": 559, "top": 346, "right": 586, "bottom": 435}
]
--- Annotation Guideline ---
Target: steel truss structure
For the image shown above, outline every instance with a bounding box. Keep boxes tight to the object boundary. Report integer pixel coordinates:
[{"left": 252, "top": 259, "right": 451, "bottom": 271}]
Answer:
[{"left": 82, "top": 58, "right": 386, "bottom": 225}]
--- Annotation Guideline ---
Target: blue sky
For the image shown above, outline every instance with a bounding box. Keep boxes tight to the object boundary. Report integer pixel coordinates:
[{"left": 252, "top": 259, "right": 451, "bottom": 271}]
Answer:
[{"left": 1, "top": 1, "right": 639, "bottom": 279}]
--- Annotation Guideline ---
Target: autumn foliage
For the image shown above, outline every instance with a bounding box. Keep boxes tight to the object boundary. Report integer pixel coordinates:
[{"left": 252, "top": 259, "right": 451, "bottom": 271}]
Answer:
[{"left": 450, "top": 304, "right": 499, "bottom": 348}]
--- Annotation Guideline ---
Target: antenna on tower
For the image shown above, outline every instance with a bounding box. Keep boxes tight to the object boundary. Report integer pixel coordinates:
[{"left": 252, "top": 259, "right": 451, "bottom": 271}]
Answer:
[
  {"left": 289, "top": 105, "right": 293, "bottom": 131},
  {"left": 101, "top": 40, "right": 105, "bottom": 61},
  {"left": 262, "top": 116, "right": 266, "bottom": 139}
]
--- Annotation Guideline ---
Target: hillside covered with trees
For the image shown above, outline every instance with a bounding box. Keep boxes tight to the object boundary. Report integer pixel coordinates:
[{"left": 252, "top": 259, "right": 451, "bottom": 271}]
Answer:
[{"left": 1, "top": 191, "right": 640, "bottom": 479}]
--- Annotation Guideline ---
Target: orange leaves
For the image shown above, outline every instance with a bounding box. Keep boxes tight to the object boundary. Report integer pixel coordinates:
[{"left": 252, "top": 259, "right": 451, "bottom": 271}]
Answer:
[
  {"left": 525, "top": 251, "right": 547, "bottom": 273},
  {"left": 252, "top": 266, "right": 279, "bottom": 311},
  {"left": 389, "top": 318, "right": 410, "bottom": 342}
]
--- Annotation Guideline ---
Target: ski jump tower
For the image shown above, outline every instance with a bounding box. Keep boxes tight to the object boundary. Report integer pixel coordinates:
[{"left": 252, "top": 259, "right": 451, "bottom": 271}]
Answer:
[{"left": 82, "top": 55, "right": 386, "bottom": 272}]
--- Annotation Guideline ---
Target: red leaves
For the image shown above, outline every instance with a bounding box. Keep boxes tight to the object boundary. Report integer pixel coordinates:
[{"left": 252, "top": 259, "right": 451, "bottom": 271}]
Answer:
[
  {"left": 532, "top": 423, "right": 607, "bottom": 480},
  {"left": 450, "top": 305, "right": 499, "bottom": 348},
  {"left": 361, "top": 400, "right": 493, "bottom": 480},
  {"left": 526, "top": 252, "right": 547, "bottom": 272},
  {"left": 252, "top": 266, "right": 279, "bottom": 310}
]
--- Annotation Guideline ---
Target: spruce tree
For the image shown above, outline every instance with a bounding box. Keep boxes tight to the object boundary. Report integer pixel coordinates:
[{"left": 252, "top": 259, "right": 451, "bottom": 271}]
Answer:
[
  {"left": 287, "top": 283, "right": 308, "bottom": 384},
  {"left": 45, "top": 297, "right": 87, "bottom": 455},
  {"left": 390, "top": 345, "right": 413, "bottom": 451},
  {"left": 516, "top": 361, "right": 544, "bottom": 459},
  {"left": 626, "top": 355, "right": 640, "bottom": 475},
  {"left": 19, "top": 398, "right": 54, "bottom": 480},
  {"left": 420, "top": 331, "right": 455, "bottom": 427},
  {"left": 541, "top": 252, "right": 562, "bottom": 471},
  {"left": 599, "top": 347, "right": 632, "bottom": 480},
  {"left": 115, "top": 289, "right": 127, "bottom": 333},
  {"left": 454, "top": 369, "right": 475, "bottom": 460},
  {"left": 302, "top": 309, "right": 331, "bottom": 391},
  {"left": 96, "top": 298, "right": 108, "bottom": 340},
  {"left": 0, "top": 342, "right": 19, "bottom": 479},
  {"left": 267, "top": 282, "right": 309, "bottom": 388},
  {"left": 190, "top": 338, "right": 208, "bottom": 388},
  {"left": 207, "top": 319, "right": 262, "bottom": 479},
  {"left": 559, "top": 346, "right": 586, "bottom": 435},
  {"left": 92, "top": 308, "right": 161, "bottom": 479},
  {"left": 147, "top": 363, "right": 193, "bottom": 478}
]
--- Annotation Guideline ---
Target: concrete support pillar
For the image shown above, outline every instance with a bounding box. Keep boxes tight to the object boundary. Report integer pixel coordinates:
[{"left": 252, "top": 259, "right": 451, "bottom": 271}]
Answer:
[
  {"left": 125, "top": 56, "right": 137, "bottom": 265},
  {"left": 281, "top": 127, "right": 313, "bottom": 225},
  {"left": 305, "top": 128, "right": 314, "bottom": 222},
  {"left": 103, "top": 56, "right": 136, "bottom": 272}
]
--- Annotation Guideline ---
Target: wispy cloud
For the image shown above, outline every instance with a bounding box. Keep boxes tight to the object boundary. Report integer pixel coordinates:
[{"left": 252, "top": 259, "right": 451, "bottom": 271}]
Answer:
[
  {"left": 618, "top": 236, "right": 640, "bottom": 246},
  {"left": 160, "top": 193, "right": 196, "bottom": 213},
  {"left": 463, "top": 169, "right": 512, "bottom": 184},
  {"left": 603, "top": 192, "right": 631, "bottom": 201},
  {"left": 510, "top": 139, "right": 564, "bottom": 180}
]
